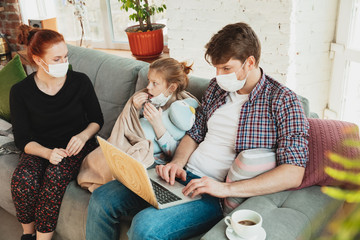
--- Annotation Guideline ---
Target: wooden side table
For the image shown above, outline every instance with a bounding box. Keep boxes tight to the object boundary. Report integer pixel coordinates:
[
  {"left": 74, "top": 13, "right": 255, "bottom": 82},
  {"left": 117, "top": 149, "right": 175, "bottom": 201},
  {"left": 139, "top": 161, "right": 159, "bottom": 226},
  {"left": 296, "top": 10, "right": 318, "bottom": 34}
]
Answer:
[
  {"left": 0, "top": 55, "right": 11, "bottom": 66},
  {"left": 0, "top": 50, "right": 11, "bottom": 67}
]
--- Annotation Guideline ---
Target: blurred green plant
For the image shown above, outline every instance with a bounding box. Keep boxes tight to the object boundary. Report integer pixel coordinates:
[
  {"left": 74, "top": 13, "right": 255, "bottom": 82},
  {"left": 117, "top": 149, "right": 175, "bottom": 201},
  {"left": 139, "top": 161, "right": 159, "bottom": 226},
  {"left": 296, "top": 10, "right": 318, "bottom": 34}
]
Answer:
[
  {"left": 320, "top": 126, "right": 360, "bottom": 240},
  {"left": 118, "top": 0, "right": 166, "bottom": 32}
]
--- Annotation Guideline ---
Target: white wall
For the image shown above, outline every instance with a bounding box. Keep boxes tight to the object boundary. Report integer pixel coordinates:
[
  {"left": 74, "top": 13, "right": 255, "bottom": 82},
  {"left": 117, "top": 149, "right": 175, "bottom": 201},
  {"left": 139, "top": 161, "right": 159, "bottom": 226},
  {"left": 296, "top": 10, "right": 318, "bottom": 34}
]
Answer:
[
  {"left": 167, "top": 0, "right": 339, "bottom": 118},
  {"left": 290, "top": 0, "right": 338, "bottom": 117}
]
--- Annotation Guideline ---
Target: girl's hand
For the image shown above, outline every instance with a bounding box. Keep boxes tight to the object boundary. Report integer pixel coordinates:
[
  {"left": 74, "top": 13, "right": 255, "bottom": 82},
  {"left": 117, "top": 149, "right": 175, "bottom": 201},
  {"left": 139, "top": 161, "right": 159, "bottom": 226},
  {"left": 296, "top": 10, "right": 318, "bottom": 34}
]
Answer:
[
  {"left": 66, "top": 133, "right": 88, "bottom": 156},
  {"left": 143, "top": 102, "right": 166, "bottom": 139},
  {"left": 133, "top": 92, "right": 149, "bottom": 110},
  {"left": 49, "top": 148, "right": 68, "bottom": 165},
  {"left": 143, "top": 102, "right": 164, "bottom": 129}
]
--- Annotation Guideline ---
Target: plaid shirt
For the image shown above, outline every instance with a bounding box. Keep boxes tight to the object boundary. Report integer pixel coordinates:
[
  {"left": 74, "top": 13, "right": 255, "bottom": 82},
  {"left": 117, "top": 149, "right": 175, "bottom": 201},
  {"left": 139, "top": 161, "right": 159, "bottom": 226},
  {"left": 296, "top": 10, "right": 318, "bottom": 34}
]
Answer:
[{"left": 187, "top": 71, "right": 309, "bottom": 167}]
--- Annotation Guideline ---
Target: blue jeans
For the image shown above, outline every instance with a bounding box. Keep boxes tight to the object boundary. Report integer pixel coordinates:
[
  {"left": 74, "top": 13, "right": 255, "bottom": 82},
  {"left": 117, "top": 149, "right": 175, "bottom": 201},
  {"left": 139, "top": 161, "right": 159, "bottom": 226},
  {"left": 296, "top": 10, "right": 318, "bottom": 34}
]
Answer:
[{"left": 86, "top": 171, "right": 223, "bottom": 240}]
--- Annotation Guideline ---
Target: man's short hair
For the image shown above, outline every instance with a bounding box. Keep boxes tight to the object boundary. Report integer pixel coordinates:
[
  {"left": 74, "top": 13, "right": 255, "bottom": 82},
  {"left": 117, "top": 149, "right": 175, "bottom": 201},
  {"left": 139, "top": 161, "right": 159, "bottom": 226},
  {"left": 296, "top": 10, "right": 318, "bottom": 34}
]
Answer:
[{"left": 205, "top": 22, "right": 261, "bottom": 66}]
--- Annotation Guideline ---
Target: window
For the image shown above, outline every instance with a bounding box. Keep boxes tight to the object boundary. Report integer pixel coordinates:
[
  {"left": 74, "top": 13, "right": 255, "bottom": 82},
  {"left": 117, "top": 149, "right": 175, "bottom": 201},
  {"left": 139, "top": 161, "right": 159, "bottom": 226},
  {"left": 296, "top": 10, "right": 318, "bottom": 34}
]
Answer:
[
  {"left": 19, "top": 0, "right": 57, "bottom": 24},
  {"left": 19, "top": 0, "right": 167, "bottom": 50},
  {"left": 328, "top": 0, "right": 360, "bottom": 128}
]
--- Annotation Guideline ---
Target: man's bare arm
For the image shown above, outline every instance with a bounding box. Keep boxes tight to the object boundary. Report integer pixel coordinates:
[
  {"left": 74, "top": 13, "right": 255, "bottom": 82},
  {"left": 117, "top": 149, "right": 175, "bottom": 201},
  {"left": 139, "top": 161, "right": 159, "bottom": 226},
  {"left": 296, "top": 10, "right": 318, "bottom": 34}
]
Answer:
[
  {"left": 183, "top": 164, "right": 305, "bottom": 198},
  {"left": 227, "top": 164, "right": 305, "bottom": 197}
]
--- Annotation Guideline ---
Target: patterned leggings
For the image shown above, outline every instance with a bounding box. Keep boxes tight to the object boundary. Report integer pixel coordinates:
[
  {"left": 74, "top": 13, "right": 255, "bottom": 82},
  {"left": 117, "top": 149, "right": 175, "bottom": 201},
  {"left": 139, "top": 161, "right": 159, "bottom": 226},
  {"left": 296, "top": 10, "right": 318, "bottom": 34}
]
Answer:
[{"left": 11, "top": 138, "right": 97, "bottom": 233}]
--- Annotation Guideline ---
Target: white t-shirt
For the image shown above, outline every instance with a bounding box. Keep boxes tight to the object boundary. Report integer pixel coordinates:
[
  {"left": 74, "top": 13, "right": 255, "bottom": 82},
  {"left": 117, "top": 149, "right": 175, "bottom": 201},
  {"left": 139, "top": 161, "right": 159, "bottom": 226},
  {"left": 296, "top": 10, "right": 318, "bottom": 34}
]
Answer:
[{"left": 186, "top": 92, "right": 249, "bottom": 181}]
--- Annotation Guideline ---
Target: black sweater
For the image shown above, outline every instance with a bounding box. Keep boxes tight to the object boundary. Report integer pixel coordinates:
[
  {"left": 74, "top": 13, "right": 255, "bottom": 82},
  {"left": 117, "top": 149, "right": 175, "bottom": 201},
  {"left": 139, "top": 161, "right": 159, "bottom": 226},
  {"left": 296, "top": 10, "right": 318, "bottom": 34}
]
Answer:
[{"left": 10, "top": 70, "right": 104, "bottom": 151}]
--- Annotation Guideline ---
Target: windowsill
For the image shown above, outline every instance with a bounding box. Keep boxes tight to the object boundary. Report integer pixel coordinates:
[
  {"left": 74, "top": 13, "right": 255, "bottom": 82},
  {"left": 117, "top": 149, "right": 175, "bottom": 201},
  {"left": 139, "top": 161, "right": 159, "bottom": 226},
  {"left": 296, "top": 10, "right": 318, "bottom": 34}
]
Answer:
[
  {"left": 93, "top": 48, "right": 170, "bottom": 63},
  {"left": 65, "top": 41, "right": 169, "bottom": 63}
]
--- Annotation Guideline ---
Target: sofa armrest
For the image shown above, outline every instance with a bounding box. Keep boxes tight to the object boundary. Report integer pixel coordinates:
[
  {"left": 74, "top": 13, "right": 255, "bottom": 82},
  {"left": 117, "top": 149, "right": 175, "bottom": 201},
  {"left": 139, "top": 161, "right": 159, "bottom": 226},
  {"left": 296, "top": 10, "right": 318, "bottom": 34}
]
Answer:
[{"left": 201, "top": 186, "right": 343, "bottom": 240}]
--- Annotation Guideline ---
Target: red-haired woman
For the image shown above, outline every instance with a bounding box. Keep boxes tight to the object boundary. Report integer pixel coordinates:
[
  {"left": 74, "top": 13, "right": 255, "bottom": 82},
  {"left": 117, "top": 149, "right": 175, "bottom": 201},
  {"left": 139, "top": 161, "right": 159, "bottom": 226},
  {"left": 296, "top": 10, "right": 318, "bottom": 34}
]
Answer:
[{"left": 10, "top": 25, "right": 103, "bottom": 240}]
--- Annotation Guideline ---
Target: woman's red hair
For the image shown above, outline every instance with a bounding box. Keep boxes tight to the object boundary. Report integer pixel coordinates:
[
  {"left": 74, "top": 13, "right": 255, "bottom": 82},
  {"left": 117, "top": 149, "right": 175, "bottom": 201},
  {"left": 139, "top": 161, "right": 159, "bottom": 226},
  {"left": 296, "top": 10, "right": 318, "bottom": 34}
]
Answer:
[{"left": 17, "top": 24, "right": 64, "bottom": 65}]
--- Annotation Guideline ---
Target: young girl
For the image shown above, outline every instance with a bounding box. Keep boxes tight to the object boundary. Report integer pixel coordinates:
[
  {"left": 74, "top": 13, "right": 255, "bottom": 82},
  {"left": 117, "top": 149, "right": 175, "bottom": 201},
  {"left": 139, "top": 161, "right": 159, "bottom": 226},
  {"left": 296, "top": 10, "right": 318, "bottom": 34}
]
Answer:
[
  {"left": 11, "top": 25, "right": 103, "bottom": 240},
  {"left": 133, "top": 58, "right": 195, "bottom": 164},
  {"left": 77, "top": 58, "right": 197, "bottom": 191},
  {"left": 85, "top": 57, "right": 197, "bottom": 239}
]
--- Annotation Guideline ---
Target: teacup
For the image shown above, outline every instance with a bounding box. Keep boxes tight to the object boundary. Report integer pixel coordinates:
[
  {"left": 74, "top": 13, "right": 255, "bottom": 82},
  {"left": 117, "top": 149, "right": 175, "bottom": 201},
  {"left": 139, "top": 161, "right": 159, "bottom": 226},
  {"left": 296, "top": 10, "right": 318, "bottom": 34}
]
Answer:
[{"left": 224, "top": 209, "right": 262, "bottom": 239}]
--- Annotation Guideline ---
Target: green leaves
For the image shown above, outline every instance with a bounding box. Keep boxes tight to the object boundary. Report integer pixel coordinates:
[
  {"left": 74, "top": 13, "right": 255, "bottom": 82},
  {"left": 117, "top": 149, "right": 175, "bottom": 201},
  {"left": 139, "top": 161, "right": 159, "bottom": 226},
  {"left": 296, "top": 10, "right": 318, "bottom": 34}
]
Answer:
[
  {"left": 319, "top": 126, "right": 360, "bottom": 239},
  {"left": 322, "top": 186, "right": 360, "bottom": 203},
  {"left": 118, "top": 0, "right": 166, "bottom": 32},
  {"left": 326, "top": 151, "right": 360, "bottom": 169}
]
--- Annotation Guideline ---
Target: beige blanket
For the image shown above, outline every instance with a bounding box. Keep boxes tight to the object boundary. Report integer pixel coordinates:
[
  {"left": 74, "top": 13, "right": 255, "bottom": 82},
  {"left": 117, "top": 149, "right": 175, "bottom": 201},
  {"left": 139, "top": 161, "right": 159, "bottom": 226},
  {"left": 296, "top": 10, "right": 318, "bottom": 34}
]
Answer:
[{"left": 77, "top": 89, "right": 196, "bottom": 192}]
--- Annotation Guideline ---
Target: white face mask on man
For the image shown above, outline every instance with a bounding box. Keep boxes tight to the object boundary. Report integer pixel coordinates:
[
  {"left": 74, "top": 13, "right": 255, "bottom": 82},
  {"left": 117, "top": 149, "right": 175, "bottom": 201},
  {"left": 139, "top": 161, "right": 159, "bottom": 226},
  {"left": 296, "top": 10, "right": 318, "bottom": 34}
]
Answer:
[
  {"left": 150, "top": 86, "right": 172, "bottom": 107},
  {"left": 216, "top": 60, "right": 249, "bottom": 92},
  {"left": 40, "top": 58, "right": 69, "bottom": 78}
]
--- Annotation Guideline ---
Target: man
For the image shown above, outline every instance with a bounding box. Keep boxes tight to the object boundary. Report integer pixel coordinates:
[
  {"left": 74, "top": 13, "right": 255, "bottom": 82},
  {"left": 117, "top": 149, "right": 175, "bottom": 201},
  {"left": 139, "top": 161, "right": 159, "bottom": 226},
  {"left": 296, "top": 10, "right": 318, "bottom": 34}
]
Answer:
[{"left": 86, "top": 22, "right": 309, "bottom": 240}]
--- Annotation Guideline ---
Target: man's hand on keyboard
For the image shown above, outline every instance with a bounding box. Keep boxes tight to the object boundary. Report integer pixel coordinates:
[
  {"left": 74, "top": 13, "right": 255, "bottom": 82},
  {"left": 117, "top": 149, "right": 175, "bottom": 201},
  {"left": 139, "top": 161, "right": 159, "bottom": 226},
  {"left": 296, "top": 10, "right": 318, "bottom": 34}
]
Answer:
[
  {"left": 182, "top": 176, "right": 228, "bottom": 198},
  {"left": 156, "top": 163, "right": 187, "bottom": 185}
]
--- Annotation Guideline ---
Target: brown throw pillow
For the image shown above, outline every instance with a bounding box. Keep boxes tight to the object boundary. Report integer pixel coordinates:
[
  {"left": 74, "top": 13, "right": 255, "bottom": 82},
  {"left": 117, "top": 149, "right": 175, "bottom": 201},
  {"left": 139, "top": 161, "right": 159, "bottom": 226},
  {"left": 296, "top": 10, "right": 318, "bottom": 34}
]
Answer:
[{"left": 294, "top": 118, "right": 360, "bottom": 190}]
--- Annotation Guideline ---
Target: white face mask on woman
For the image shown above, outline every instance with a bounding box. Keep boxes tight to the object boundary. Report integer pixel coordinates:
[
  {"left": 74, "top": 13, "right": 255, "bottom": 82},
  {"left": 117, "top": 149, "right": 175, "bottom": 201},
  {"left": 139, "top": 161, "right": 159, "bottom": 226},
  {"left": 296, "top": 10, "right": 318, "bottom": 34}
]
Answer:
[
  {"left": 216, "top": 60, "right": 249, "bottom": 92},
  {"left": 40, "top": 58, "right": 69, "bottom": 78},
  {"left": 150, "top": 86, "right": 172, "bottom": 107}
]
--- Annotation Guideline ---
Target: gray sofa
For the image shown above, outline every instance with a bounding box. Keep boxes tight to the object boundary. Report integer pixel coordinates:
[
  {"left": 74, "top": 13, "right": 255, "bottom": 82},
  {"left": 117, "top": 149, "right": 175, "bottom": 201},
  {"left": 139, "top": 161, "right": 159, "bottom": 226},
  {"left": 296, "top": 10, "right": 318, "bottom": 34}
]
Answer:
[{"left": 0, "top": 44, "right": 343, "bottom": 240}]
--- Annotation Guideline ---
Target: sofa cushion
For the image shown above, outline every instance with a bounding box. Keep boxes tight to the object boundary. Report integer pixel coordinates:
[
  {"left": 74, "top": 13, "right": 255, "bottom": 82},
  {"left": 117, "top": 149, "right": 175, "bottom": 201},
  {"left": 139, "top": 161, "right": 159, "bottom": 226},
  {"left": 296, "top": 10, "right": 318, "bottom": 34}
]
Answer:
[
  {"left": 135, "top": 65, "right": 150, "bottom": 92},
  {"left": 187, "top": 76, "right": 210, "bottom": 102},
  {"left": 201, "top": 186, "right": 343, "bottom": 240},
  {"left": 294, "top": 118, "right": 360, "bottom": 190},
  {"left": 0, "top": 153, "right": 19, "bottom": 215},
  {"left": 55, "top": 181, "right": 91, "bottom": 240},
  {"left": 67, "top": 45, "right": 149, "bottom": 138},
  {"left": 0, "top": 55, "right": 27, "bottom": 121}
]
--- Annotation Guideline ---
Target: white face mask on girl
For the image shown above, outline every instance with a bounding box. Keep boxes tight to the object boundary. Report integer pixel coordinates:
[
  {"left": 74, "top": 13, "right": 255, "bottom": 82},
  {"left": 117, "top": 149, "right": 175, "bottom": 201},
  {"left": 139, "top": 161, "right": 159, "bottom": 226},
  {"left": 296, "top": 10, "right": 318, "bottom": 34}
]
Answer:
[
  {"left": 40, "top": 58, "right": 69, "bottom": 78},
  {"left": 216, "top": 60, "right": 249, "bottom": 92},
  {"left": 150, "top": 86, "right": 172, "bottom": 107}
]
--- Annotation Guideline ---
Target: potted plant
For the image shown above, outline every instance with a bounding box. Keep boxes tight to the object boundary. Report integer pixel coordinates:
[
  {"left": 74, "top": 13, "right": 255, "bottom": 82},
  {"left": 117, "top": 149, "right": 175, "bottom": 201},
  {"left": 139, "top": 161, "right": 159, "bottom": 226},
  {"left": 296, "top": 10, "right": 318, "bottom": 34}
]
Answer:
[{"left": 118, "top": 0, "right": 166, "bottom": 58}]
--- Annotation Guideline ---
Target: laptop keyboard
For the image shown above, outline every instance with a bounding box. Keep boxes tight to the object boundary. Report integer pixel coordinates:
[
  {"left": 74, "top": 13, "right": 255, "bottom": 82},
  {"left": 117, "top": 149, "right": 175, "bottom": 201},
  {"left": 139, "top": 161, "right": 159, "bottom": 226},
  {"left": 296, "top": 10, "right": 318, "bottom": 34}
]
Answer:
[{"left": 151, "top": 180, "right": 182, "bottom": 205}]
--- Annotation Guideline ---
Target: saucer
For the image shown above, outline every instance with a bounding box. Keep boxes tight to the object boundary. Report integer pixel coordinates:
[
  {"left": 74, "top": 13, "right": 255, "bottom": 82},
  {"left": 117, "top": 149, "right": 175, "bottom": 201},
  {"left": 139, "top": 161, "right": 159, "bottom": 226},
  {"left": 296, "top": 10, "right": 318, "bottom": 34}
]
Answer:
[{"left": 225, "top": 226, "right": 266, "bottom": 240}]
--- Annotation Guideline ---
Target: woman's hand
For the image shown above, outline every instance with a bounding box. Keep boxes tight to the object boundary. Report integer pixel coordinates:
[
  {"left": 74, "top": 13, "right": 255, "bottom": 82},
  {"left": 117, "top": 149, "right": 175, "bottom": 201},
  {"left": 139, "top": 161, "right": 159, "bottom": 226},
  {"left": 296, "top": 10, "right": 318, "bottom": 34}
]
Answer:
[
  {"left": 49, "top": 148, "right": 68, "bottom": 165},
  {"left": 133, "top": 92, "right": 149, "bottom": 110},
  {"left": 182, "top": 176, "right": 230, "bottom": 198},
  {"left": 66, "top": 132, "right": 88, "bottom": 156},
  {"left": 143, "top": 102, "right": 166, "bottom": 139}
]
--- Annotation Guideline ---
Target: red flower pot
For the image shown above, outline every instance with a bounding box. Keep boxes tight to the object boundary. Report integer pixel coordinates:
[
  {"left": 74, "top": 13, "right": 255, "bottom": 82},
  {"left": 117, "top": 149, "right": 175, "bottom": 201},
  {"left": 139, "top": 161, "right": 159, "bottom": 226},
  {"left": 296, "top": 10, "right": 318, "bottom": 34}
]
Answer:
[{"left": 125, "top": 24, "right": 165, "bottom": 59}]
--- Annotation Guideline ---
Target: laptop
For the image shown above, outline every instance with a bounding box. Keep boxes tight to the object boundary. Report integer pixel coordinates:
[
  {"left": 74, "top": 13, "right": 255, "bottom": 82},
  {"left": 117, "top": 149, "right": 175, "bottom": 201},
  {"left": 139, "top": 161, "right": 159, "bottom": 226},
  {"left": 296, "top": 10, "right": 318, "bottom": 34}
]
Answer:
[{"left": 97, "top": 136, "right": 201, "bottom": 209}]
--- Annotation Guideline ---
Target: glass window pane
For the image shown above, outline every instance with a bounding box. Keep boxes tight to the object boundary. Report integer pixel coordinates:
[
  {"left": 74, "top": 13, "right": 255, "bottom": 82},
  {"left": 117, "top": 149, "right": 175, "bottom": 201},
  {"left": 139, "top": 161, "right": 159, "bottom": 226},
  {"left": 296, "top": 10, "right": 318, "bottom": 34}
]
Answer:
[
  {"left": 109, "top": 0, "right": 132, "bottom": 42},
  {"left": 19, "top": 0, "right": 57, "bottom": 25},
  {"left": 55, "top": 0, "right": 102, "bottom": 44},
  {"left": 342, "top": 61, "right": 360, "bottom": 128},
  {"left": 86, "top": 0, "right": 105, "bottom": 42},
  {"left": 349, "top": 0, "right": 360, "bottom": 50},
  {"left": 54, "top": 1, "right": 80, "bottom": 41},
  {"left": 109, "top": 0, "right": 167, "bottom": 43}
]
